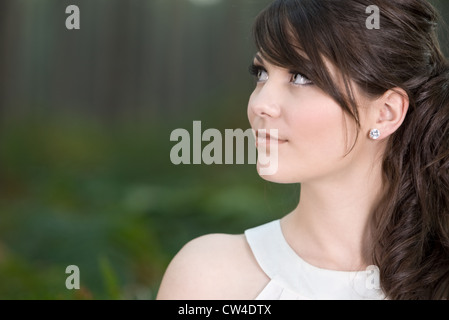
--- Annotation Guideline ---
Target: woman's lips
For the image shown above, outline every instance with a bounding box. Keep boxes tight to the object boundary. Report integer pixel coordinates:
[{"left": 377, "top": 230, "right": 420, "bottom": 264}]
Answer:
[{"left": 256, "top": 130, "right": 288, "bottom": 147}]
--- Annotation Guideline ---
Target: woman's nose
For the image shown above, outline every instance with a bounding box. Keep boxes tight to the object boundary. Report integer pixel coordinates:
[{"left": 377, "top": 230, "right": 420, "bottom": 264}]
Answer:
[{"left": 248, "top": 83, "right": 282, "bottom": 119}]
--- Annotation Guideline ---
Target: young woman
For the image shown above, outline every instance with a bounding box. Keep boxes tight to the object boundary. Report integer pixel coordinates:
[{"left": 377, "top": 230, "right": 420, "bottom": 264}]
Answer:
[{"left": 157, "top": 0, "right": 449, "bottom": 300}]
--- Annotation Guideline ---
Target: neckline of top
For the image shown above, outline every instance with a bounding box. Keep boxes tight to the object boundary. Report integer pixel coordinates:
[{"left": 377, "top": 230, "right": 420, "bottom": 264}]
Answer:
[{"left": 272, "top": 219, "right": 371, "bottom": 275}]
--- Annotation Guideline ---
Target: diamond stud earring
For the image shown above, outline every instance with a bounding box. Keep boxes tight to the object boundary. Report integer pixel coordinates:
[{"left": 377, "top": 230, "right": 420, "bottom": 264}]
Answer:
[{"left": 369, "top": 129, "right": 381, "bottom": 140}]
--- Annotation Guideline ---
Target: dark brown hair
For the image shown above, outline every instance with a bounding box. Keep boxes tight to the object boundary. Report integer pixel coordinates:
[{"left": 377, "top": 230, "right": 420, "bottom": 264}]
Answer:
[{"left": 252, "top": 0, "right": 449, "bottom": 299}]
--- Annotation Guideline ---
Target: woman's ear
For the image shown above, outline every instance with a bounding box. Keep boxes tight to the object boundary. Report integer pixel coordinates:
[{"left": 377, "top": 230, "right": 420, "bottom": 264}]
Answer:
[{"left": 372, "top": 88, "right": 409, "bottom": 140}]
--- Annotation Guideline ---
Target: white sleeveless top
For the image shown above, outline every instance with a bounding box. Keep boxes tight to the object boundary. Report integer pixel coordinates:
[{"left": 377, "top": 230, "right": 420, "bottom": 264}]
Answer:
[{"left": 244, "top": 220, "right": 386, "bottom": 300}]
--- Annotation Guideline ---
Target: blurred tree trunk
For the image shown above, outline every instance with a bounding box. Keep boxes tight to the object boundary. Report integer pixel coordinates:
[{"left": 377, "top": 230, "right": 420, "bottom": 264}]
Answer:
[
  {"left": 91, "top": 0, "right": 130, "bottom": 123},
  {"left": 430, "top": 0, "right": 449, "bottom": 56},
  {"left": 438, "top": 0, "right": 449, "bottom": 56},
  {"left": 223, "top": 0, "right": 241, "bottom": 86},
  {"left": 0, "top": 1, "right": 12, "bottom": 122},
  {"left": 104, "top": 0, "right": 129, "bottom": 122},
  {"left": 167, "top": 0, "right": 187, "bottom": 116}
]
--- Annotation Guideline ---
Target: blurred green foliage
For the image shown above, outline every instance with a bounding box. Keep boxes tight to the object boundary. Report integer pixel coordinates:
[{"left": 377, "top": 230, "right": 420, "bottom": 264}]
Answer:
[{"left": 0, "top": 114, "right": 299, "bottom": 299}]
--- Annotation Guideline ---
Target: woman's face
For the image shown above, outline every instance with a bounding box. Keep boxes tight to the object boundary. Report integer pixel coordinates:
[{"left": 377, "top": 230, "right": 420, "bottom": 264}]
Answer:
[{"left": 248, "top": 54, "right": 373, "bottom": 184}]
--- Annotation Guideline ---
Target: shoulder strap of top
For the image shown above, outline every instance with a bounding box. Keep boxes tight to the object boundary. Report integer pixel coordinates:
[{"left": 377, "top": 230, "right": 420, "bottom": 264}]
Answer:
[{"left": 244, "top": 220, "right": 298, "bottom": 280}]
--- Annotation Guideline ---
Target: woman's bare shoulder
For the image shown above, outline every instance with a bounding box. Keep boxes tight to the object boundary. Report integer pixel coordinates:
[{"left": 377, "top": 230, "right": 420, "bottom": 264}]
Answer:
[{"left": 156, "top": 233, "right": 269, "bottom": 300}]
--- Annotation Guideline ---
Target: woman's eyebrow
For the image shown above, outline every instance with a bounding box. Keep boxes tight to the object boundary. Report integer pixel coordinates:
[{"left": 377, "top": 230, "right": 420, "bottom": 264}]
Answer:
[{"left": 254, "top": 53, "right": 265, "bottom": 65}]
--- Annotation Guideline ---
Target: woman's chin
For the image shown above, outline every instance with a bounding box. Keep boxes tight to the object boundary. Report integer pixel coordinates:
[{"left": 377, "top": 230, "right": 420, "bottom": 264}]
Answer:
[{"left": 256, "top": 163, "right": 295, "bottom": 184}]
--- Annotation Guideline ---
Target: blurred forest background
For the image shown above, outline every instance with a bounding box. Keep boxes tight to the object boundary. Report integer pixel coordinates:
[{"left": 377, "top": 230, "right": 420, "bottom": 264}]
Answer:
[{"left": 0, "top": 0, "right": 448, "bottom": 300}]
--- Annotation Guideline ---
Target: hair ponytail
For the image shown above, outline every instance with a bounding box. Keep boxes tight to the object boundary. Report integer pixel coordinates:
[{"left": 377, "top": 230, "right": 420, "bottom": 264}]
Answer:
[{"left": 373, "top": 64, "right": 449, "bottom": 299}]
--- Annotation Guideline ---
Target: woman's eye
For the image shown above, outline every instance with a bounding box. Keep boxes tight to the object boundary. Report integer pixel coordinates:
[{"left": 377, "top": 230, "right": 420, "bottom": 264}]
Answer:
[
  {"left": 256, "top": 69, "right": 269, "bottom": 82},
  {"left": 291, "top": 73, "right": 313, "bottom": 85},
  {"left": 249, "top": 64, "right": 269, "bottom": 83}
]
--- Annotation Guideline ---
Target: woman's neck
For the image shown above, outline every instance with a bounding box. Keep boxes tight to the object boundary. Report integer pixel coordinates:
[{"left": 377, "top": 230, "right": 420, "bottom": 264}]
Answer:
[{"left": 280, "top": 161, "right": 384, "bottom": 272}]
